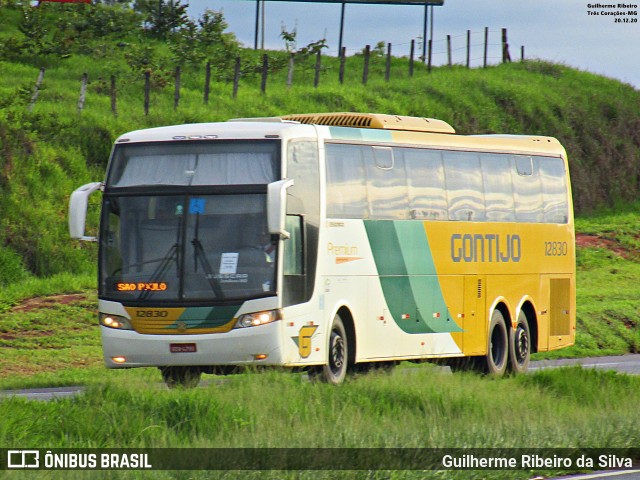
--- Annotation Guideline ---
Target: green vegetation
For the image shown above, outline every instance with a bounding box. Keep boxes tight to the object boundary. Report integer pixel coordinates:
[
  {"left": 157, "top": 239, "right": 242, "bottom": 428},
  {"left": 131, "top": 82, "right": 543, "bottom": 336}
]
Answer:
[
  {"left": 2, "top": 367, "right": 640, "bottom": 479},
  {"left": 563, "top": 201, "right": 640, "bottom": 358}
]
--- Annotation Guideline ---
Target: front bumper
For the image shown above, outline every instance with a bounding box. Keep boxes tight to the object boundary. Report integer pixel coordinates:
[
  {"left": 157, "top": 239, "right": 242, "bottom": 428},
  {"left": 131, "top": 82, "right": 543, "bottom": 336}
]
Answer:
[{"left": 100, "top": 322, "right": 284, "bottom": 368}]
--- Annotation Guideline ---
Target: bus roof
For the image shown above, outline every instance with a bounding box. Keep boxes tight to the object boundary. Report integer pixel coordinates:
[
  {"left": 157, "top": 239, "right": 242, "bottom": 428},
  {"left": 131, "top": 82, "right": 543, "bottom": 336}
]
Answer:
[
  {"left": 280, "top": 112, "right": 456, "bottom": 134},
  {"left": 115, "top": 113, "right": 566, "bottom": 157},
  {"left": 114, "top": 120, "right": 315, "bottom": 144}
]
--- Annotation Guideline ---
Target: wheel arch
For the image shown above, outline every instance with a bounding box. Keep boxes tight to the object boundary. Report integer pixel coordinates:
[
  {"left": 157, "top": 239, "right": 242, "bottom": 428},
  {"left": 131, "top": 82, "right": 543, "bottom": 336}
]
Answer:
[{"left": 489, "top": 297, "right": 513, "bottom": 334}]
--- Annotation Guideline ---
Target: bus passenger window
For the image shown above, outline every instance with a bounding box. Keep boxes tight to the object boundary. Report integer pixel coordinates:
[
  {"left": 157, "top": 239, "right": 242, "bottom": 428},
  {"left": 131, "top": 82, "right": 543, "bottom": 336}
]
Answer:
[
  {"left": 443, "top": 151, "right": 486, "bottom": 222},
  {"left": 512, "top": 155, "right": 543, "bottom": 222}
]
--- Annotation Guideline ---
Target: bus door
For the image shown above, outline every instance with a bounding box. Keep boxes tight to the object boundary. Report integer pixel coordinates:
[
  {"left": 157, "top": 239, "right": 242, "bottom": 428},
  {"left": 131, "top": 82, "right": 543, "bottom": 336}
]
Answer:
[
  {"left": 463, "top": 275, "right": 487, "bottom": 355},
  {"left": 547, "top": 275, "right": 574, "bottom": 350},
  {"left": 441, "top": 275, "right": 486, "bottom": 356}
]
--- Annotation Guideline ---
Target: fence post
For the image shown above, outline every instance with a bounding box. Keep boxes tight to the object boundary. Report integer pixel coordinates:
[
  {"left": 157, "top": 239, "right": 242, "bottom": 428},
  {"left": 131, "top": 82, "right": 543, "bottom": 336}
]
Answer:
[
  {"left": 362, "top": 45, "right": 370, "bottom": 85},
  {"left": 483, "top": 27, "right": 489, "bottom": 68},
  {"left": 28, "top": 67, "right": 45, "bottom": 112},
  {"left": 144, "top": 70, "right": 150, "bottom": 116},
  {"left": 261, "top": 54, "right": 268, "bottom": 94},
  {"left": 314, "top": 50, "right": 321, "bottom": 88},
  {"left": 110, "top": 75, "right": 117, "bottom": 117},
  {"left": 409, "top": 39, "right": 415, "bottom": 77},
  {"left": 502, "top": 28, "right": 511, "bottom": 63},
  {"left": 77, "top": 72, "right": 88, "bottom": 113},
  {"left": 447, "top": 35, "right": 452, "bottom": 66},
  {"left": 385, "top": 42, "right": 391, "bottom": 82},
  {"left": 203, "top": 61, "right": 211, "bottom": 104},
  {"left": 521, "top": 45, "right": 525, "bottom": 62},
  {"left": 466, "top": 30, "right": 471, "bottom": 68},
  {"left": 233, "top": 57, "right": 241, "bottom": 99},
  {"left": 339, "top": 47, "right": 346, "bottom": 84},
  {"left": 286, "top": 54, "right": 294, "bottom": 88},
  {"left": 427, "top": 39, "right": 432, "bottom": 73},
  {"left": 174, "top": 66, "right": 181, "bottom": 111}
]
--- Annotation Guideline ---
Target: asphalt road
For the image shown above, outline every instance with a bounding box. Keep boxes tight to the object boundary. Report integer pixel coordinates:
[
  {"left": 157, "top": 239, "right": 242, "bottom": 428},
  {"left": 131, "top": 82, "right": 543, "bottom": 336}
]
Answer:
[{"left": 529, "top": 354, "right": 640, "bottom": 375}]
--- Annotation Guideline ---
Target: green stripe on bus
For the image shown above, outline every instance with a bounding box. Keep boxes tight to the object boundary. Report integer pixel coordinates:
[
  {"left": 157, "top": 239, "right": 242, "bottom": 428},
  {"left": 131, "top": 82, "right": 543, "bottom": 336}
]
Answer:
[
  {"left": 364, "top": 220, "right": 462, "bottom": 334},
  {"left": 166, "top": 304, "right": 240, "bottom": 330}
]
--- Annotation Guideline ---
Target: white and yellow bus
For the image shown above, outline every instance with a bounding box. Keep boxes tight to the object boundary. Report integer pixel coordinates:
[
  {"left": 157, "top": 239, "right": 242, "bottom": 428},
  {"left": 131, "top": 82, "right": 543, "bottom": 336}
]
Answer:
[{"left": 69, "top": 112, "right": 575, "bottom": 386}]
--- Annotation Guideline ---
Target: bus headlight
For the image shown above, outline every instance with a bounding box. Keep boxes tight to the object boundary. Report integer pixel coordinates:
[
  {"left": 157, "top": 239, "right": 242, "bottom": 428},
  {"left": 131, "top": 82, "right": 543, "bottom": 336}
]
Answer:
[
  {"left": 100, "top": 313, "right": 133, "bottom": 330},
  {"left": 234, "top": 310, "right": 281, "bottom": 329}
]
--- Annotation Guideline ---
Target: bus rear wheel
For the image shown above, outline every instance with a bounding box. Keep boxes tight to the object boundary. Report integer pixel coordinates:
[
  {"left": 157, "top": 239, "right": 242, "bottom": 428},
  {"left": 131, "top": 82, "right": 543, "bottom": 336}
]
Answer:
[
  {"left": 160, "top": 366, "right": 202, "bottom": 388},
  {"left": 509, "top": 311, "right": 531, "bottom": 374},
  {"left": 313, "top": 314, "right": 349, "bottom": 385},
  {"left": 483, "top": 309, "right": 508, "bottom": 376}
]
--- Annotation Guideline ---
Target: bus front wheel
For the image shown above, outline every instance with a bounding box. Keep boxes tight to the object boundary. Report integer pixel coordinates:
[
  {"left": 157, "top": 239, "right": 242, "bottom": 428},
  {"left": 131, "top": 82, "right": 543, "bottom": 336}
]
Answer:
[
  {"left": 484, "top": 310, "right": 508, "bottom": 376},
  {"left": 314, "top": 314, "right": 349, "bottom": 385},
  {"left": 160, "top": 366, "right": 202, "bottom": 388}
]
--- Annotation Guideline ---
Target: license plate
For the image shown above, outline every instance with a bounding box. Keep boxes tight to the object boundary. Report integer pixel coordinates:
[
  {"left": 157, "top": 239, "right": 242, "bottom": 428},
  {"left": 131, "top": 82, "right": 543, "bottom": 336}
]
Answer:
[{"left": 170, "top": 343, "right": 197, "bottom": 353}]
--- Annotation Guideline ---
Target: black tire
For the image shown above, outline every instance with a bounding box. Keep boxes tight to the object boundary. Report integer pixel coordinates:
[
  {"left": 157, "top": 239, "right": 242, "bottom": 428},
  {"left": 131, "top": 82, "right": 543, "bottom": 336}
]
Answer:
[
  {"left": 483, "top": 309, "right": 508, "bottom": 376},
  {"left": 509, "top": 310, "right": 531, "bottom": 374},
  {"left": 318, "top": 314, "right": 349, "bottom": 385},
  {"left": 160, "top": 366, "right": 202, "bottom": 388}
]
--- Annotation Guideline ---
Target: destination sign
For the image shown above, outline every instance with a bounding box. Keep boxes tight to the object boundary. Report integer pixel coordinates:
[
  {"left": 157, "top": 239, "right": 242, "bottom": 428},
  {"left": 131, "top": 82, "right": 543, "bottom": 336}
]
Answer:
[{"left": 116, "top": 282, "right": 168, "bottom": 292}]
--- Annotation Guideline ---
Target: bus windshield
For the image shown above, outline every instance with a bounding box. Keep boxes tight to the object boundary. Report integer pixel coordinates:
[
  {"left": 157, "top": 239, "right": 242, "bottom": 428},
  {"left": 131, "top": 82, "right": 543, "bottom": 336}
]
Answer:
[{"left": 99, "top": 140, "right": 280, "bottom": 303}]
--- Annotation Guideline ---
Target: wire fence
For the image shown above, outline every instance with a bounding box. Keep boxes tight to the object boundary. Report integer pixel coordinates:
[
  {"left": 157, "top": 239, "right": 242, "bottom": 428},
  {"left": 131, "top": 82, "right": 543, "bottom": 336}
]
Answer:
[{"left": 26, "top": 28, "right": 524, "bottom": 116}]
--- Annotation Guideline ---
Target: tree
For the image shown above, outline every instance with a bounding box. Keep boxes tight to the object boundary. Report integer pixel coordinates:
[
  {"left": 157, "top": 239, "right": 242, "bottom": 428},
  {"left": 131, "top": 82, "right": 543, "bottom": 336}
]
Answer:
[{"left": 134, "top": 0, "right": 189, "bottom": 39}]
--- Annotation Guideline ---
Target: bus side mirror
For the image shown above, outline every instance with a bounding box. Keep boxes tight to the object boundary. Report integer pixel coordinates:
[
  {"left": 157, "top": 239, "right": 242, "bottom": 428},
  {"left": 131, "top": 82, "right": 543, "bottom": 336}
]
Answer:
[
  {"left": 69, "top": 182, "right": 103, "bottom": 241},
  {"left": 267, "top": 179, "right": 294, "bottom": 239}
]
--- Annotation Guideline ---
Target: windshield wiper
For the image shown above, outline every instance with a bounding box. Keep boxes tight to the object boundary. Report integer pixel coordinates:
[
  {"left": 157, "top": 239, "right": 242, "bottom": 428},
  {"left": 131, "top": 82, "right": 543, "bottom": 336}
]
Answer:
[
  {"left": 138, "top": 242, "right": 180, "bottom": 301},
  {"left": 138, "top": 213, "right": 184, "bottom": 301},
  {"left": 191, "top": 211, "right": 225, "bottom": 299}
]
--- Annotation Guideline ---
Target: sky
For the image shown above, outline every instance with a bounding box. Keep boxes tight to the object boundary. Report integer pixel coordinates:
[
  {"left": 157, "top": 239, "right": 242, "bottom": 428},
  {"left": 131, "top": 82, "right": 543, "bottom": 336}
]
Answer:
[{"left": 187, "top": 0, "right": 640, "bottom": 89}]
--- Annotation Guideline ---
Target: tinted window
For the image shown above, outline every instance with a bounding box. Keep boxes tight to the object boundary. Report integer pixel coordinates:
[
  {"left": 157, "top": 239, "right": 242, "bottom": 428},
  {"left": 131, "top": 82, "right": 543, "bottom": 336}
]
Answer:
[
  {"left": 326, "top": 144, "right": 369, "bottom": 218},
  {"left": 443, "top": 151, "right": 486, "bottom": 222},
  {"left": 512, "top": 155, "right": 544, "bottom": 222},
  {"left": 366, "top": 147, "right": 409, "bottom": 220},
  {"left": 108, "top": 141, "right": 279, "bottom": 187},
  {"left": 539, "top": 156, "right": 569, "bottom": 223},
  {"left": 481, "top": 154, "right": 516, "bottom": 222},
  {"left": 404, "top": 148, "right": 448, "bottom": 220},
  {"left": 325, "top": 143, "right": 569, "bottom": 224}
]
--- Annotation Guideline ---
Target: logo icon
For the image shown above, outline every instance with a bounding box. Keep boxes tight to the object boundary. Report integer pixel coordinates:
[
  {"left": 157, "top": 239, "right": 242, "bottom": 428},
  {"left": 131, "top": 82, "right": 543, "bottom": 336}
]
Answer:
[{"left": 7, "top": 450, "right": 39, "bottom": 469}]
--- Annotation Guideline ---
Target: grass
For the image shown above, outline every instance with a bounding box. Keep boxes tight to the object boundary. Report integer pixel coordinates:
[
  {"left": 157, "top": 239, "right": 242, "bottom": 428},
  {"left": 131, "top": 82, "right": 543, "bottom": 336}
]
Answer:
[
  {"left": 0, "top": 272, "right": 96, "bottom": 312},
  {"left": 1, "top": 367, "right": 639, "bottom": 478},
  {"left": 11, "top": 368, "right": 640, "bottom": 449}
]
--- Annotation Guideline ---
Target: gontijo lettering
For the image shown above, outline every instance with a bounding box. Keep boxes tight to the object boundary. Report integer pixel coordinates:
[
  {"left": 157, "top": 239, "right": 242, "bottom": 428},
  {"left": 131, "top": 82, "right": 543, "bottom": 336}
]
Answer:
[{"left": 451, "top": 233, "right": 521, "bottom": 263}]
